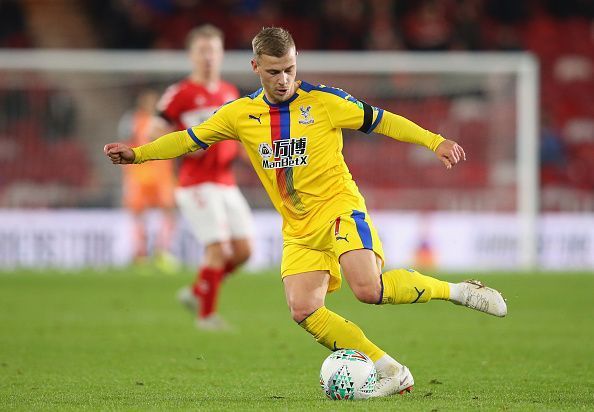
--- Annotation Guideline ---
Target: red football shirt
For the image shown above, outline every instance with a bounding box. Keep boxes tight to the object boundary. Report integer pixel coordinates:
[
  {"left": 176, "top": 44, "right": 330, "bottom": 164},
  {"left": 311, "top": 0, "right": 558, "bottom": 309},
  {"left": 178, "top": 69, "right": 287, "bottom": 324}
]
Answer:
[{"left": 157, "top": 79, "right": 240, "bottom": 187}]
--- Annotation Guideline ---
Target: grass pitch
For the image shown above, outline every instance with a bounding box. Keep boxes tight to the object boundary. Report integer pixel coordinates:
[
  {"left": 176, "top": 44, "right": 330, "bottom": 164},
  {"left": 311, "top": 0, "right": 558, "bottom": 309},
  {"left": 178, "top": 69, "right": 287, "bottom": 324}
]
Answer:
[{"left": 1, "top": 268, "right": 593, "bottom": 411}]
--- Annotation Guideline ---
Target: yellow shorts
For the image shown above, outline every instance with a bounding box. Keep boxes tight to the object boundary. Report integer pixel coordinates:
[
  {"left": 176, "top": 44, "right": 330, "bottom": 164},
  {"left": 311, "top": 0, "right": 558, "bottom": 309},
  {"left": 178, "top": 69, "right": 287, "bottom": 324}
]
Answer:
[{"left": 281, "top": 210, "right": 385, "bottom": 293}]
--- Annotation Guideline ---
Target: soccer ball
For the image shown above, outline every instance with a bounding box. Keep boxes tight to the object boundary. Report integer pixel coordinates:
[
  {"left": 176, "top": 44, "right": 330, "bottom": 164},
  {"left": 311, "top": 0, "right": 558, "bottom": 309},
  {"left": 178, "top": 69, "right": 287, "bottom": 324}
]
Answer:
[{"left": 319, "top": 349, "right": 376, "bottom": 400}]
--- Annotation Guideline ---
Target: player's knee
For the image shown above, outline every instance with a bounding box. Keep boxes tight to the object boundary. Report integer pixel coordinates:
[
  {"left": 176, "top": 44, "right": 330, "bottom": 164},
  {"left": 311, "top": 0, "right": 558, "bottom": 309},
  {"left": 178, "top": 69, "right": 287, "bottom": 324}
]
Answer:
[
  {"left": 287, "top": 299, "right": 322, "bottom": 323},
  {"left": 233, "top": 244, "right": 252, "bottom": 265},
  {"left": 204, "top": 243, "right": 227, "bottom": 268},
  {"left": 290, "top": 308, "right": 310, "bottom": 323},
  {"left": 351, "top": 282, "right": 382, "bottom": 304}
]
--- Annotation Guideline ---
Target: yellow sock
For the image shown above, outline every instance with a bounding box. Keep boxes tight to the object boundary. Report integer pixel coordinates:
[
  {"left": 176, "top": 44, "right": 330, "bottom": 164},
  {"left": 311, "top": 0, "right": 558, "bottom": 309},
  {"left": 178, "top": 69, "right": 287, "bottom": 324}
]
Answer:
[
  {"left": 380, "top": 268, "right": 450, "bottom": 304},
  {"left": 299, "top": 306, "right": 385, "bottom": 362}
]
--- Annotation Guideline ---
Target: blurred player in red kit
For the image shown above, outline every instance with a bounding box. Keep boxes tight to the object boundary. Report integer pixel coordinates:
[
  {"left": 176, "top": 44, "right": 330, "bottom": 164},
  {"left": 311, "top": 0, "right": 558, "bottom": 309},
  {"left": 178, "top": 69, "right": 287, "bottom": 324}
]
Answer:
[{"left": 150, "top": 24, "right": 253, "bottom": 330}]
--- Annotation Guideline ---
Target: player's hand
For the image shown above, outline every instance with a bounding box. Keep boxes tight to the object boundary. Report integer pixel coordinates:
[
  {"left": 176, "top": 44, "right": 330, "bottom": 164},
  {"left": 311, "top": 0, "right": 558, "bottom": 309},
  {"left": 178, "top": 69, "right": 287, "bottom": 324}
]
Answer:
[
  {"left": 104, "top": 143, "right": 135, "bottom": 164},
  {"left": 435, "top": 139, "right": 466, "bottom": 169}
]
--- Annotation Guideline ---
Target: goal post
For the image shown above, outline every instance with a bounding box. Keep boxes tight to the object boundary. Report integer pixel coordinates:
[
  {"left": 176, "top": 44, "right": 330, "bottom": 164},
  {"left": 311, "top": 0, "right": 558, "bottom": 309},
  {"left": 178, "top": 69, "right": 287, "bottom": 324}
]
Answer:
[{"left": 0, "top": 50, "right": 540, "bottom": 269}]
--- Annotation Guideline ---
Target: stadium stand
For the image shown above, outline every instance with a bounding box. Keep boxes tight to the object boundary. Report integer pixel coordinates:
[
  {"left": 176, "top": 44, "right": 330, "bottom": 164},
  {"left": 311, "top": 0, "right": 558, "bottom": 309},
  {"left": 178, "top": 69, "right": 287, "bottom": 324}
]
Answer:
[{"left": 0, "top": 0, "right": 592, "bottom": 210}]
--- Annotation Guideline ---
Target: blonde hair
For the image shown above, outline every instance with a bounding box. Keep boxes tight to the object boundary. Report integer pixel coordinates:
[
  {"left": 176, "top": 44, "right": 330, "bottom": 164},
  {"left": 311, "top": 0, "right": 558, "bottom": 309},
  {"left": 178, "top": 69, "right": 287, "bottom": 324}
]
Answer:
[
  {"left": 252, "top": 27, "right": 295, "bottom": 58},
  {"left": 186, "top": 24, "right": 224, "bottom": 49}
]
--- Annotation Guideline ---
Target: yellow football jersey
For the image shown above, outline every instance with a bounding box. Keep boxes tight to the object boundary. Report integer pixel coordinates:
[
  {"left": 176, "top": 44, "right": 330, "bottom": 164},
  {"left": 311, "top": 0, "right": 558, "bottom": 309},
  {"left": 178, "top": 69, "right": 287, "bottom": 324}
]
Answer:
[{"left": 185, "top": 81, "right": 383, "bottom": 239}]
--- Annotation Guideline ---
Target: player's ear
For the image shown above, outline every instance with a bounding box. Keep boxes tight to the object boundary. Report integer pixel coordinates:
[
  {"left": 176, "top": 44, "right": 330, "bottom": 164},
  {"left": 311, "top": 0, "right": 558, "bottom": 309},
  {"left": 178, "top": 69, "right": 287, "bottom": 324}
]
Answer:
[{"left": 250, "top": 58, "right": 258, "bottom": 74}]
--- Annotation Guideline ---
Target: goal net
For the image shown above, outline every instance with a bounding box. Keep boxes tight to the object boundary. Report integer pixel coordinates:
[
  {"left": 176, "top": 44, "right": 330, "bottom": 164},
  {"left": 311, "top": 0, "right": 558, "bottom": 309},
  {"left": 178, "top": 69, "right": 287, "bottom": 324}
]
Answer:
[{"left": 0, "top": 50, "right": 548, "bottom": 270}]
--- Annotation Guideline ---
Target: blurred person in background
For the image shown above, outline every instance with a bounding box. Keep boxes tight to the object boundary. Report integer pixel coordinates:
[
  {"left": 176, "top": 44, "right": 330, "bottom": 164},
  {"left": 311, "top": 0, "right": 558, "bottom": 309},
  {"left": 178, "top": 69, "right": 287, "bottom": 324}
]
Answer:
[
  {"left": 148, "top": 24, "right": 253, "bottom": 331},
  {"left": 118, "top": 89, "right": 177, "bottom": 271},
  {"left": 105, "top": 26, "right": 507, "bottom": 398},
  {"left": 402, "top": 0, "right": 453, "bottom": 51}
]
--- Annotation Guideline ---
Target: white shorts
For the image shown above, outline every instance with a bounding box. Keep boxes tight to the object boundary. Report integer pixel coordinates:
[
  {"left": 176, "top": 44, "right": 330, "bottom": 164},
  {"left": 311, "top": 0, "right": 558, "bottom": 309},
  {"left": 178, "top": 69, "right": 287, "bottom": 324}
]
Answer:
[{"left": 175, "top": 183, "right": 253, "bottom": 245}]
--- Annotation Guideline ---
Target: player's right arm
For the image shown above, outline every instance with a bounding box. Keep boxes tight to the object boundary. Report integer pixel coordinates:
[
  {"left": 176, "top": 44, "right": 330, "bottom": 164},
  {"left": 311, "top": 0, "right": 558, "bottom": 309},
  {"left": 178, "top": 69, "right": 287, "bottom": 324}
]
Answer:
[
  {"left": 104, "top": 100, "right": 239, "bottom": 165},
  {"left": 103, "top": 130, "right": 197, "bottom": 164}
]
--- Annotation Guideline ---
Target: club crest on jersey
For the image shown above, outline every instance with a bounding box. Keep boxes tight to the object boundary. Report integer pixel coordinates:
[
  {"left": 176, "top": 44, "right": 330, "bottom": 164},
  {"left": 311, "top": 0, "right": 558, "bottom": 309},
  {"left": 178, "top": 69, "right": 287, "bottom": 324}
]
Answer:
[
  {"left": 194, "top": 95, "right": 207, "bottom": 106},
  {"left": 298, "top": 105, "right": 314, "bottom": 125},
  {"left": 260, "top": 137, "right": 309, "bottom": 169}
]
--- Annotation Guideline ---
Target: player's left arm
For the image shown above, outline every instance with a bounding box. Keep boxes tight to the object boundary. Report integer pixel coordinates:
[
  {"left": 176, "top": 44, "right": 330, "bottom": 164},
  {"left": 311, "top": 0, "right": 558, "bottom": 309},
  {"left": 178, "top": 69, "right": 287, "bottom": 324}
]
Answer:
[
  {"left": 318, "top": 86, "right": 465, "bottom": 169},
  {"left": 374, "top": 111, "right": 466, "bottom": 169}
]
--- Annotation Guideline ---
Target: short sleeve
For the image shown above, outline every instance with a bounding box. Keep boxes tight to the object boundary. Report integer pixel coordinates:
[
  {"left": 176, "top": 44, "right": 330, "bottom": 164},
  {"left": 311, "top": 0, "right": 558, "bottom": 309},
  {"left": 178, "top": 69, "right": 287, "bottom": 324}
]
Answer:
[
  {"left": 157, "top": 84, "right": 183, "bottom": 124},
  {"left": 314, "top": 85, "right": 383, "bottom": 134}
]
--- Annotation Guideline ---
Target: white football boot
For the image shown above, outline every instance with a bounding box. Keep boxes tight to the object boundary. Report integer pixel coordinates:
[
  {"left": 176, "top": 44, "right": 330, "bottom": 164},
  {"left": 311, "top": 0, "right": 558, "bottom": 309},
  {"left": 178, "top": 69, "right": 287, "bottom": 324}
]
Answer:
[
  {"left": 195, "top": 314, "right": 232, "bottom": 331},
  {"left": 370, "top": 364, "right": 414, "bottom": 398},
  {"left": 178, "top": 287, "right": 232, "bottom": 331},
  {"left": 453, "top": 280, "right": 507, "bottom": 317},
  {"left": 177, "top": 286, "right": 199, "bottom": 312}
]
